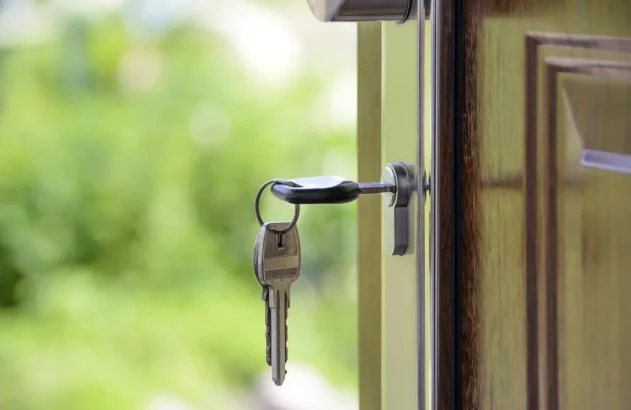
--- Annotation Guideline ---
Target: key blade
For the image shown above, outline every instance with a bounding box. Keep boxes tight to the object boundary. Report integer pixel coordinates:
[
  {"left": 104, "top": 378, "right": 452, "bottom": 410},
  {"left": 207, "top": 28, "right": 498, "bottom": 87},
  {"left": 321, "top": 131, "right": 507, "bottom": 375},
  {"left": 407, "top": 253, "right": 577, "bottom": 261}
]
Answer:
[{"left": 270, "top": 287, "right": 288, "bottom": 386}]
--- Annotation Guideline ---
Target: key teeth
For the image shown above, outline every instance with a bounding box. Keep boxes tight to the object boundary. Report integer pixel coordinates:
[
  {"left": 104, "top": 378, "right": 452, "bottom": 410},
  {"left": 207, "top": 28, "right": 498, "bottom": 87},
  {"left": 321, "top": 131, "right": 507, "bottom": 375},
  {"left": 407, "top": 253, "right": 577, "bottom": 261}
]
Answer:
[{"left": 266, "top": 328, "right": 272, "bottom": 366}]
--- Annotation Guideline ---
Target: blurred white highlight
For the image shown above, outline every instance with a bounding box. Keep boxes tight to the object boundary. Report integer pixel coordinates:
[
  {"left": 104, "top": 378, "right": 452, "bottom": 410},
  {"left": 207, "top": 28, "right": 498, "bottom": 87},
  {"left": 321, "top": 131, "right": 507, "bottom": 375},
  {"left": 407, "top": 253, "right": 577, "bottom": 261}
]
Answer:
[{"left": 195, "top": 0, "right": 303, "bottom": 86}]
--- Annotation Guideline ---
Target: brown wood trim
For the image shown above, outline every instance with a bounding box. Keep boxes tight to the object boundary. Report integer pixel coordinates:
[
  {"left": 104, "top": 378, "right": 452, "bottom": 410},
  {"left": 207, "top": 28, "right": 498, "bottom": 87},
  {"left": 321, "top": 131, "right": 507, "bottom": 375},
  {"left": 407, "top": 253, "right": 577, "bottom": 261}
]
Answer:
[
  {"left": 435, "top": 1, "right": 482, "bottom": 408},
  {"left": 524, "top": 33, "right": 631, "bottom": 410},
  {"left": 543, "top": 57, "right": 631, "bottom": 410},
  {"left": 524, "top": 34, "right": 541, "bottom": 410},
  {"left": 434, "top": 0, "right": 456, "bottom": 408},
  {"left": 526, "top": 32, "right": 631, "bottom": 53},
  {"left": 546, "top": 58, "right": 631, "bottom": 78},
  {"left": 543, "top": 60, "right": 560, "bottom": 410},
  {"left": 461, "top": 2, "right": 482, "bottom": 409},
  {"left": 357, "top": 22, "right": 383, "bottom": 410}
]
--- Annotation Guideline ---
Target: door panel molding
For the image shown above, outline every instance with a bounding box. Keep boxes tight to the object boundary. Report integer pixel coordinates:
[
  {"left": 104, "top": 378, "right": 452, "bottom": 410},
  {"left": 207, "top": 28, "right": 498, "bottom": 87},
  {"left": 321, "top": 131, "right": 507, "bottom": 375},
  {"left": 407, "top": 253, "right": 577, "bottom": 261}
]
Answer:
[
  {"left": 542, "top": 56, "right": 631, "bottom": 410},
  {"left": 524, "top": 33, "right": 631, "bottom": 410}
]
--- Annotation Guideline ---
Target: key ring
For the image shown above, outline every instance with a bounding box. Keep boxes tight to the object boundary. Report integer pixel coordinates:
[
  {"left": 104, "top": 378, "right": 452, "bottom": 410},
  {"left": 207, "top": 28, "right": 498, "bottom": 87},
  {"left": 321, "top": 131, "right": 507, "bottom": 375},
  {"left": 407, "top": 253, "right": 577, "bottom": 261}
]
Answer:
[
  {"left": 255, "top": 179, "right": 301, "bottom": 234},
  {"left": 397, "top": 0, "right": 414, "bottom": 23}
]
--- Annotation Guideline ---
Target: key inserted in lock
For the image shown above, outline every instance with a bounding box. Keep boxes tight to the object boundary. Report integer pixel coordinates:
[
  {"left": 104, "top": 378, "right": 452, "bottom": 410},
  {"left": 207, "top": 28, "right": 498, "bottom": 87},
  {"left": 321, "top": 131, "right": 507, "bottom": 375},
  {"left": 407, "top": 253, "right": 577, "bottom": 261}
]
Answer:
[
  {"left": 269, "top": 162, "right": 416, "bottom": 256},
  {"left": 270, "top": 176, "right": 395, "bottom": 205}
]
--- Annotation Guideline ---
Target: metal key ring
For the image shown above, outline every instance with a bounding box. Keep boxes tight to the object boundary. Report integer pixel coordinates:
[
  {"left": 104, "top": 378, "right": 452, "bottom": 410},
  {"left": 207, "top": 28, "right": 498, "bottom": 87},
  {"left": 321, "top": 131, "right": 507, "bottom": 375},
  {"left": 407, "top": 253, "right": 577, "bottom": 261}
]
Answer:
[
  {"left": 255, "top": 179, "right": 301, "bottom": 234},
  {"left": 397, "top": 0, "right": 414, "bottom": 23}
]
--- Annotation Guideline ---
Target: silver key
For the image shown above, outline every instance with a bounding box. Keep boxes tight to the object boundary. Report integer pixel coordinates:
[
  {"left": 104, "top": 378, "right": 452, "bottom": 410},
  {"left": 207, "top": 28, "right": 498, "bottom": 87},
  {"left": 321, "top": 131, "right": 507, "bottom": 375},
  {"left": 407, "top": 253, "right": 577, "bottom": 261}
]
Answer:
[
  {"left": 253, "top": 226, "right": 272, "bottom": 366},
  {"left": 255, "top": 222, "right": 301, "bottom": 386}
]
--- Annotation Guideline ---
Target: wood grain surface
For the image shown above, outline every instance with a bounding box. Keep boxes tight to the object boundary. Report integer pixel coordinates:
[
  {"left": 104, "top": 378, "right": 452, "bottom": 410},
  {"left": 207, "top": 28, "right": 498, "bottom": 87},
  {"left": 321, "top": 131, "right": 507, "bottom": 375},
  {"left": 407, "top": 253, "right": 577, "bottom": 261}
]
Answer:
[{"left": 434, "top": 0, "right": 631, "bottom": 409}]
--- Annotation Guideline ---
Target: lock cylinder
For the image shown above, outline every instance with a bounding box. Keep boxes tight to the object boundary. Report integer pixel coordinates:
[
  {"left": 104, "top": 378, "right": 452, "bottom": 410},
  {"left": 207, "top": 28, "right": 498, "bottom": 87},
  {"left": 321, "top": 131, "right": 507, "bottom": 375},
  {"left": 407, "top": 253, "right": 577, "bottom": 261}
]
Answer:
[{"left": 306, "top": 0, "right": 418, "bottom": 22}]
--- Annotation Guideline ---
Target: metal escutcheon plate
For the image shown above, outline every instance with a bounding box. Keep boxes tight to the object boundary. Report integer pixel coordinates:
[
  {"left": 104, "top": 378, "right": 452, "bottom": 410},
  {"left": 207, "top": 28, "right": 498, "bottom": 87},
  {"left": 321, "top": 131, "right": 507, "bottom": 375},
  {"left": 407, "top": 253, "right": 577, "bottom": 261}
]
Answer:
[{"left": 381, "top": 162, "right": 414, "bottom": 256}]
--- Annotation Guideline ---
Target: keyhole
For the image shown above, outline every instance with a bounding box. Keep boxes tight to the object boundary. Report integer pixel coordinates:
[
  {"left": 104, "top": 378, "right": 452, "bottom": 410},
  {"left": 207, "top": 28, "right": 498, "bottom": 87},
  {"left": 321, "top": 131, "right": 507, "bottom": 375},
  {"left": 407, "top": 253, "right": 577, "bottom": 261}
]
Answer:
[{"left": 277, "top": 233, "right": 285, "bottom": 249}]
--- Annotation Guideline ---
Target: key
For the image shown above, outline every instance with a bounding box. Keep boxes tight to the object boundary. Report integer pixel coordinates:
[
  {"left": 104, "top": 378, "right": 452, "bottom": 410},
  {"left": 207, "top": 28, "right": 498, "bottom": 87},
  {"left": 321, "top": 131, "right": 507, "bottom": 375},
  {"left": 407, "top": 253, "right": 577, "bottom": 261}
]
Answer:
[
  {"left": 253, "top": 225, "right": 272, "bottom": 366},
  {"left": 255, "top": 222, "right": 301, "bottom": 386},
  {"left": 270, "top": 175, "right": 396, "bottom": 204}
]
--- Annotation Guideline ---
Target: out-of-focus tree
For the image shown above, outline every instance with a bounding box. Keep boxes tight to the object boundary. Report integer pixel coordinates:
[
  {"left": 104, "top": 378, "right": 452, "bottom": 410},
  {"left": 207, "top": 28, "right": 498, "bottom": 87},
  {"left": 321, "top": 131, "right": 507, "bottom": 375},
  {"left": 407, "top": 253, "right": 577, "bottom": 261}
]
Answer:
[{"left": 0, "top": 2, "right": 357, "bottom": 408}]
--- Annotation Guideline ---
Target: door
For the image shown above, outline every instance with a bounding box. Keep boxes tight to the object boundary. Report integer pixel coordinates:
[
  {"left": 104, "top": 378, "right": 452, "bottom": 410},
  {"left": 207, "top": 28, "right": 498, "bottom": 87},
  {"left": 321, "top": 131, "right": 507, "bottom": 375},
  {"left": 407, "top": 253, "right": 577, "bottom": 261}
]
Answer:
[
  {"left": 310, "top": 0, "right": 631, "bottom": 409},
  {"left": 433, "top": 0, "right": 631, "bottom": 409},
  {"left": 308, "top": 3, "right": 429, "bottom": 409},
  {"left": 357, "top": 16, "right": 429, "bottom": 410}
]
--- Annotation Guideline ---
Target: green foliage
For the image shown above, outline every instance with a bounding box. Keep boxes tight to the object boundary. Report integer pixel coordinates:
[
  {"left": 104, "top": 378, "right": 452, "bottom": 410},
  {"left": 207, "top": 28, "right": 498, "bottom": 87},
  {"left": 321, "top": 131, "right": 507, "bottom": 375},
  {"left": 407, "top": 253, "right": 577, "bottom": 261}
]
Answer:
[{"left": 0, "top": 11, "right": 356, "bottom": 409}]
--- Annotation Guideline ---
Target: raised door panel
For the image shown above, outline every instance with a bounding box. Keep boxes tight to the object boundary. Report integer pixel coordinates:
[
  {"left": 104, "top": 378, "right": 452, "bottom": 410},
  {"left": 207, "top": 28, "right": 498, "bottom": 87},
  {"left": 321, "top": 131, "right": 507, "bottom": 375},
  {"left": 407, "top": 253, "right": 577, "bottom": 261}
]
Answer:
[
  {"left": 437, "top": 0, "right": 631, "bottom": 409},
  {"left": 545, "top": 53, "right": 631, "bottom": 410}
]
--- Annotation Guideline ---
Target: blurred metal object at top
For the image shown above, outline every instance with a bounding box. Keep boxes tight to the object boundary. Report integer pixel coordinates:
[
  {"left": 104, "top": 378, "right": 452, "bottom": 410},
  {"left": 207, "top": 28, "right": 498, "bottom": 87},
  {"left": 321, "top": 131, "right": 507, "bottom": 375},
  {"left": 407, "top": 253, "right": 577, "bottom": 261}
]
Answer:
[{"left": 306, "top": 0, "right": 419, "bottom": 22}]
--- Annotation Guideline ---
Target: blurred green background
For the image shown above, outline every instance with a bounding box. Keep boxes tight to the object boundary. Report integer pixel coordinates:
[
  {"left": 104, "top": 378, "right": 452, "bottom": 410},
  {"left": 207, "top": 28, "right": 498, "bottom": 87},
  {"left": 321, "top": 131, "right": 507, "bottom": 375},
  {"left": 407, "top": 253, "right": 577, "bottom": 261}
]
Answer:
[{"left": 0, "top": 0, "right": 358, "bottom": 408}]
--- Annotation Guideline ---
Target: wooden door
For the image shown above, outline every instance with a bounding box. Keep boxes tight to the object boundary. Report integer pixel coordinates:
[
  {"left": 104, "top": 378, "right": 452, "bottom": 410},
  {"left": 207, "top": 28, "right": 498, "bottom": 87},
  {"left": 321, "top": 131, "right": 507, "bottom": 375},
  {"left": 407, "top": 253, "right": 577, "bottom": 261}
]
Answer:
[{"left": 432, "top": 0, "right": 631, "bottom": 409}]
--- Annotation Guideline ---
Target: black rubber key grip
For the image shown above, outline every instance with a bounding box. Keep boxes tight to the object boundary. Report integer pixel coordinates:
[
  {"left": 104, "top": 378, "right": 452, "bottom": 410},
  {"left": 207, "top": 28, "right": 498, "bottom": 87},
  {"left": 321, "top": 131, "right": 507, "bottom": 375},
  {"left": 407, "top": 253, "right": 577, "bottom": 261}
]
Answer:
[{"left": 270, "top": 176, "right": 360, "bottom": 205}]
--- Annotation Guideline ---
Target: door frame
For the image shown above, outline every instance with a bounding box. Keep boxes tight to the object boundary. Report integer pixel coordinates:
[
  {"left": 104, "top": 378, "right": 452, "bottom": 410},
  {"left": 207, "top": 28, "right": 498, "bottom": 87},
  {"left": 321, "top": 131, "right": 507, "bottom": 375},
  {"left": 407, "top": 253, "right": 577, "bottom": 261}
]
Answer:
[
  {"left": 356, "top": 2, "right": 429, "bottom": 408},
  {"left": 357, "top": 21, "right": 384, "bottom": 410}
]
